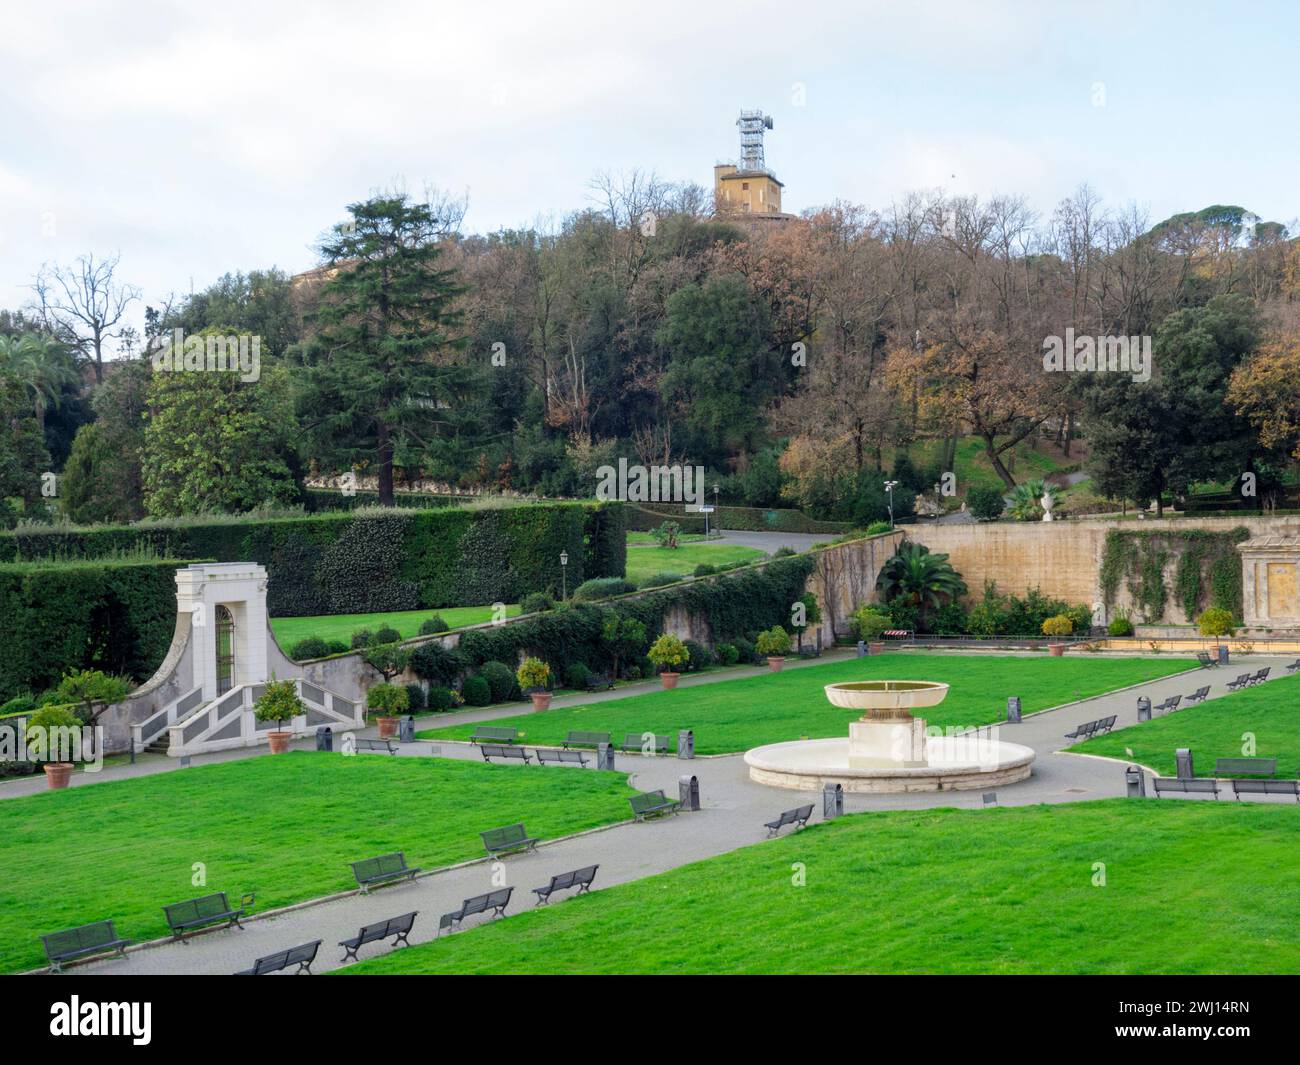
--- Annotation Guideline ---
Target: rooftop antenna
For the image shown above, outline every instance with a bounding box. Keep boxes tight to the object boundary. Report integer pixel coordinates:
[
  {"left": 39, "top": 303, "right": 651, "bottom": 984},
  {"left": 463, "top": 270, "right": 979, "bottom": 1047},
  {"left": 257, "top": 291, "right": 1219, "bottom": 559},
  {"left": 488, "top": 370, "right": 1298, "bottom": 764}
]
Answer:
[{"left": 737, "top": 109, "right": 774, "bottom": 174}]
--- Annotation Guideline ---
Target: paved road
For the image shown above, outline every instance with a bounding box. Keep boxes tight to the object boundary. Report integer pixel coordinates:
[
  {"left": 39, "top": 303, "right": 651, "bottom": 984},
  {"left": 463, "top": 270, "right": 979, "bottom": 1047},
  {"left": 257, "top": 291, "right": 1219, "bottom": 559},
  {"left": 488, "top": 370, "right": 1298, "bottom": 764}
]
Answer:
[
  {"left": 710, "top": 529, "right": 835, "bottom": 553},
  {"left": 59, "top": 655, "right": 1294, "bottom": 976}
]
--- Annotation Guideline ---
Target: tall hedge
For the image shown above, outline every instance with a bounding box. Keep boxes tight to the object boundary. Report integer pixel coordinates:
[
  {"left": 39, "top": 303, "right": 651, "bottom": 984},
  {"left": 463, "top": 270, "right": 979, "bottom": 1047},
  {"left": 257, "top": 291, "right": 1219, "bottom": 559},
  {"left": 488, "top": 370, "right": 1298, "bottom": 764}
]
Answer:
[
  {"left": 0, "top": 558, "right": 196, "bottom": 701},
  {"left": 0, "top": 502, "right": 626, "bottom": 616}
]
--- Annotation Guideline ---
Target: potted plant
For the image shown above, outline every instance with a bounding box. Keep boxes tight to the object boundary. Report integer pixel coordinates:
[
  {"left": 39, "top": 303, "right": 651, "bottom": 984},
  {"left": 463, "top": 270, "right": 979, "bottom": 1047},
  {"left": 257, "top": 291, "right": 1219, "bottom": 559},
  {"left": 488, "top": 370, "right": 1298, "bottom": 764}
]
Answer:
[
  {"left": 366, "top": 682, "right": 409, "bottom": 739},
  {"left": 253, "top": 678, "right": 306, "bottom": 753},
  {"left": 647, "top": 633, "right": 689, "bottom": 689},
  {"left": 851, "top": 605, "right": 892, "bottom": 655},
  {"left": 755, "top": 626, "right": 792, "bottom": 672},
  {"left": 1041, "top": 614, "right": 1073, "bottom": 655},
  {"left": 26, "top": 705, "right": 82, "bottom": 789},
  {"left": 517, "top": 658, "right": 553, "bottom": 710},
  {"left": 1197, "top": 607, "right": 1236, "bottom": 664}
]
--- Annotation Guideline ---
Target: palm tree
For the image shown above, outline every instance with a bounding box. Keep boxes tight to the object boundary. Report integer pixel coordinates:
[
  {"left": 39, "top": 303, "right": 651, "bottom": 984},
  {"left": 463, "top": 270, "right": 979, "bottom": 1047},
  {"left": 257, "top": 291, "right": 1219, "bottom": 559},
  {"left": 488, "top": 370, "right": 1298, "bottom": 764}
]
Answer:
[
  {"left": 1007, "top": 479, "right": 1060, "bottom": 522},
  {"left": 876, "top": 541, "right": 968, "bottom": 631},
  {"left": 0, "top": 332, "right": 79, "bottom": 432}
]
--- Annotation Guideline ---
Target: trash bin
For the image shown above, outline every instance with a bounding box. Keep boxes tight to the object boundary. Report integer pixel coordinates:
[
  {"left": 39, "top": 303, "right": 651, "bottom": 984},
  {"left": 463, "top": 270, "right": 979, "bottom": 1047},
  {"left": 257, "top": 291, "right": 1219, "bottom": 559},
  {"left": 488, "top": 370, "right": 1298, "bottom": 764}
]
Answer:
[
  {"left": 823, "top": 782, "right": 844, "bottom": 819},
  {"left": 856, "top": 640, "right": 867, "bottom": 658},
  {"left": 1217, "top": 644, "right": 1230, "bottom": 666},
  {"left": 596, "top": 742, "right": 615, "bottom": 771},
  {"left": 315, "top": 725, "right": 333, "bottom": 752},
  {"left": 1006, "top": 696, "right": 1022, "bottom": 724},
  {"left": 1175, "top": 748, "right": 1194, "bottom": 780},
  {"left": 677, "top": 729, "right": 695, "bottom": 759},
  {"left": 678, "top": 774, "right": 700, "bottom": 811},
  {"left": 1125, "top": 765, "right": 1146, "bottom": 798},
  {"left": 1137, "top": 696, "right": 1152, "bottom": 722},
  {"left": 399, "top": 716, "right": 415, "bottom": 744}
]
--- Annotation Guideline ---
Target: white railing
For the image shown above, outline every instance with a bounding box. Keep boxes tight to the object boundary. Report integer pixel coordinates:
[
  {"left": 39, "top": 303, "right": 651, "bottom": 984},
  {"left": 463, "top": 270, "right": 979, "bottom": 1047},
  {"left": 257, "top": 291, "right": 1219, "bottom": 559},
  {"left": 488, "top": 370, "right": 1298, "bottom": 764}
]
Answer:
[{"left": 131, "top": 684, "right": 205, "bottom": 754}]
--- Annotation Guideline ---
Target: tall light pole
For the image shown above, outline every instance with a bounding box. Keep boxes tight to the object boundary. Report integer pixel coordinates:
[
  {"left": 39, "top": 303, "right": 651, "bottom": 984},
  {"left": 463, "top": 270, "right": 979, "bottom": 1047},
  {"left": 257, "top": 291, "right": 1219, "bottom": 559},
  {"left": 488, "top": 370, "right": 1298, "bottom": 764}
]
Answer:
[
  {"left": 713, "top": 484, "right": 720, "bottom": 539},
  {"left": 885, "top": 480, "right": 899, "bottom": 529},
  {"left": 559, "top": 550, "right": 568, "bottom": 600}
]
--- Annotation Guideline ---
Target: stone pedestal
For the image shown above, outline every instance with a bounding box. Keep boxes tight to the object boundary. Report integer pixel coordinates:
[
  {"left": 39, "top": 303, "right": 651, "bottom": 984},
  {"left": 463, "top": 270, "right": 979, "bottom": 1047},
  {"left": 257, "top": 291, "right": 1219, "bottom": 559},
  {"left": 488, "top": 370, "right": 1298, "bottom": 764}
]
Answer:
[{"left": 848, "top": 716, "right": 928, "bottom": 768}]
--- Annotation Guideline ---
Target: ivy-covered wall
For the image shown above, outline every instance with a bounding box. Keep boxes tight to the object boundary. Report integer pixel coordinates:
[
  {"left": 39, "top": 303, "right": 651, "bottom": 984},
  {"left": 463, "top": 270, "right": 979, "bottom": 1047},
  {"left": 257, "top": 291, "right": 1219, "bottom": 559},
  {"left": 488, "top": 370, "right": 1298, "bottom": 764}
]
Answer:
[
  {"left": 0, "top": 502, "right": 626, "bottom": 617},
  {"left": 1100, "top": 527, "right": 1250, "bottom": 624},
  {"left": 0, "top": 558, "right": 198, "bottom": 702}
]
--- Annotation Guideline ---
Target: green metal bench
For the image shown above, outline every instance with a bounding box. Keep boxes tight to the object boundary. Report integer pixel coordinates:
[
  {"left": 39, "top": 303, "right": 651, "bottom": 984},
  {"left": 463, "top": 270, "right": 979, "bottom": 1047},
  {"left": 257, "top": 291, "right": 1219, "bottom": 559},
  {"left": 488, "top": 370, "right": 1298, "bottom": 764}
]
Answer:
[
  {"left": 629, "top": 789, "right": 681, "bottom": 821},
  {"left": 42, "top": 920, "right": 132, "bottom": 972},
  {"left": 1215, "top": 757, "right": 1277, "bottom": 778},
  {"left": 471, "top": 726, "right": 520, "bottom": 745},
  {"left": 620, "top": 732, "right": 671, "bottom": 754},
  {"left": 480, "top": 823, "right": 539, "bottom": 857},
  {"left": 350, "top": 852, "right": 421, "bottom": 894},
  {"left": 562, "top": 730, "right": 611, "bottom": 749},
  {"left": 163, "top": 891, "right": 255, "bottom": 941}
]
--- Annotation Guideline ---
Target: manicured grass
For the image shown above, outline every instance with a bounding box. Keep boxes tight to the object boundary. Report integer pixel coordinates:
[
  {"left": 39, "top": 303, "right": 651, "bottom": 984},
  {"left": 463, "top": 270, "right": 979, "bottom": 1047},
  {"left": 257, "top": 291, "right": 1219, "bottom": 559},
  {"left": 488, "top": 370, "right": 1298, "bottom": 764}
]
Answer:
[
  {"left": 1071, "top": 673, "right": 1300, "bottom": 778},
  {"left": 271, "top": 604, "right": 520, "bottom": 648},
  {"left": 625, "top": 543, "right": 764, "bottom": 583},
  {"left": 626, "top": 531, "right": 713, "bottom": 546},
  {"left": 419, "top": 653, "right": 1191, "bottom": 754},
  {"left": 0, "top": 752, "right": 634, "bottom": 974},
  {"left": 341, "top": 799, "right": 1300, "bottom": 974}
]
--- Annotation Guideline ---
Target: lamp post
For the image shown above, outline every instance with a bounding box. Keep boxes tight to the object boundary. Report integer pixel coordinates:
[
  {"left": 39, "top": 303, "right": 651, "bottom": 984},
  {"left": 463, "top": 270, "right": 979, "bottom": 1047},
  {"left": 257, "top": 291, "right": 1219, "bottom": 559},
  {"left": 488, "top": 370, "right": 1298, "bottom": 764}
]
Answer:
[
  {"left": 712, "top": 484, "right": 720, "bottom": 539},
  {"left": 885, "top": 480, "right": 899, "bottom": 529},
  {"left": 559, "top": 550, "right": 568, "bottom": 600}
]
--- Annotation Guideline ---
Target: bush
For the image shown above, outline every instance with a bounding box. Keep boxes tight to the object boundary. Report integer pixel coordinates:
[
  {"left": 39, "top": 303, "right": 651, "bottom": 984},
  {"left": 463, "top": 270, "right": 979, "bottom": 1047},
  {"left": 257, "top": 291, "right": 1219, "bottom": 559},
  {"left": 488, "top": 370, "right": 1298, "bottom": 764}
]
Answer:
[
  {"left": 772, "top": 546, "right": 796, "bottom": 557},
  {"left": 1197, "top": 607, "right": 1236, "bottom": 637},
  {"left": 24, "top": 704, "right": 82, "bottom": 759},
  {"left": 850, "top": 605, "right": 892, "bottom": 641},
  {"left": 651, "top": 520, "right": 682, "bottom": 548},
  {"left": 404, "top": 683, "right": 426, "bottom": 712},
  {"left": 350, "top": 628, "right": 374, "bottom": 649},
  {"left": 418, "top": 615, "right": 450, "bottom": 635},
  {"left": 0, "top": 693, "right": 37, "bottom": 716},
  {"left": 647, "top": 633, "right": 688, "bottom": 672},
  {"left": 639, "top": 572, "right": 683, "bottom": 589},
  {"left": 715, "top": 643, "right": 739, "bottom": 666},
  {"left": 684, "top": 640, "right": 712, "bottom": 671},
  {"left": 288, "top": 636, "right": 330, "bottom": 661},
  {"left": 966, "top": 485, "right": 1006, "bottom": 521},
  {"left": 564, "top": 662, "right": 592, "bottom": 691},
  {"left": 366, "top": 682, "right": 409, "bottom": 715},
  {"left": 409, "top": 642, "right": 463, "bottom": 686},
  {"left": 623, "top": 664, "right": 642, "bottom": 680},
  {"left": 516, "top": 657, "right": 551, "bottom": 692},
  {"left": 1041, "top": 614, "right": 1074, "bottom": 638},
  {"left": 426, "top": 686, "right": 453, "bottom": 711},
  {"left": 326, "top": 639, "right": 350, "bottom": 655},
  {"left": 372, "top": 624, "right": 402, "bottom": 646},
  {"left": 478, "top": 660, "right": 518, "bottom": 703},
  {"left": 520, "top": 592, "right": 555, "bottom": 614},
  {"left": 573, "top": 577, "right": 637, "bottom": 601},
  {"left": 733, "top": 636, "right": 755, "bottom": 662},
  {"left": 461, "top": 675, "right": 491, "bottom": 707},
  {"left": 1107, "top": 614, "right": 1135, "bottom": 637},
  {"left": 864, "top": 520, "right": 892, "bottom": 536},
  {"left": 693, "top": 563, "right": 717, "bottom": 577},
  {"left": 755, "top": 626, "right": 792, "bottom": 656}
]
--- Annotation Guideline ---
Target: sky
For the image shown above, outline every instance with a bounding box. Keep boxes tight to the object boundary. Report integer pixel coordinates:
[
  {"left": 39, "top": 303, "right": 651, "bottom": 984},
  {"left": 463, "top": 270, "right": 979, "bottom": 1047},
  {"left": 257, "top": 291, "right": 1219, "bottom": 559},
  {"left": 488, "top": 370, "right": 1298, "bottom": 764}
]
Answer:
[{"left": 1, "top": 0, "right": 1297, "bottom": 343}]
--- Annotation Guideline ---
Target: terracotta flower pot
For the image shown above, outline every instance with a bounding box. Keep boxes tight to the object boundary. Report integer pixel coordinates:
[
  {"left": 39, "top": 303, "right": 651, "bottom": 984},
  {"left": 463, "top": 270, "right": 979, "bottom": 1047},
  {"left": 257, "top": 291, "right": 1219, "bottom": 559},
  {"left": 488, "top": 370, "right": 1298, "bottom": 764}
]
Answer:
[
  {"left": 868, "top": 642, "right": 885, "bottom": 656},
  {"left": 267, "top": 730, "right": 294, "bottom": 754},
  {"left": 659, "top": 671, "right": 680, "bottom": 690},
  {"left": 375, "top": 716, "right": 399, "bottom": 740},
  {"left": 1048, "top": 643, "right": 1066, "bottom": 657},
  {"left": 43, "top": 763, "right": 73, "bottom": 789},
  {"left": 767, "top": 656, "right": 785, "bottom": 673},
  {"left": 529, "top": 691, "right": 552, "bottom": 711}
]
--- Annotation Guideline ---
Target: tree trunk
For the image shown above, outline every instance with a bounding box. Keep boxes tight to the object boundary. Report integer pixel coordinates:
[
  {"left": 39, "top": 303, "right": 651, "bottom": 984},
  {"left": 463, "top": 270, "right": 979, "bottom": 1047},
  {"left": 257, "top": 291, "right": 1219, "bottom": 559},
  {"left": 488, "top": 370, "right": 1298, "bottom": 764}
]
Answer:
[{"left": 981, "top": 433, "right": 1018, "bottom": 490}]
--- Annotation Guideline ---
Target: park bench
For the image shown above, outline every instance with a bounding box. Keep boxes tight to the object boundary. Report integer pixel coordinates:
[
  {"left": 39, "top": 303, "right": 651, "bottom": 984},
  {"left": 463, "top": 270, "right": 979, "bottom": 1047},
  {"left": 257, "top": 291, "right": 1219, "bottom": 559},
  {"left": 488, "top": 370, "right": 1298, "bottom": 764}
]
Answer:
[
  {"left": 1184, "top": 685, "right": 1211, "bottom": 705},
  {"left": 1151, "top": 695, "right": 1182, "bottom": 715},
  {"left": 1215, "top": 757, "right": 1277, "bottom": 778},
  {"left": 764, "top": 804, "right": 814, "bottom": 837},
  {"left": 563, "top": 730, "right": 612, "bottom": 749},
  {"left": 1196, "top": 652, "right": 1219, "bottom": 668},
  {"left": 42, "top": 920, "right": 132, "bottom": 973},
  {"left": 163, "top": 891, "right": 255, "bottom": 941},
  {"left": 471, "top": 726, "right": 520, "bottom": 745},
  {"left": 1063, "top": 715, "right": 1114, "bottom": 741},
  {"left": 532, "top": 865, "right": 599, "bottom": 906},
  {"left": 536, "top": 747, "right": 588, "bottom": 767},
  {"left": 1285, "top": 659, "right": 1300, "bottom": 675},
  {"left": 584, "top": 673, "right": 615, "bottom": 692},
  {"left": 798, "top": 633, "right": 823, "bottom": 660},
  {"left": 628, "top": 789, "right": 681, "bottom": 821},
  {"left": 620, "top": 732, "right": 671, "bottom": 754},
  {"left": 1247, "top": 667, "right": 1271, "bottom": 686},
  {"left": 351, "top": 852, "right": 421, "bottom": 894},
  {"left": 355, "top": 737, "right": 397, "bottom": 755},
  {"left": 1226, "top": 673, "right": 1253, "bottom": 692},
  {"left": 235, "top": 939, "right": 321, "bottom": 975},
  {"left": 1231, "top": 778, "right": 1300, "bottom": 802},
  {"left": 481, "top": 823, "right": 539, "bottom": 857},
  {"left": 338, "top": 911, "right": 418, "bottom": 962},
  {"left": 439, "top": 888, "right": 512, "bottom": 935},
  {"left": 479, "top": 743, "right": 531, "bottom": 764},
  {"left": 1152, "top": 777, "right": 1220, "bottom": 799}
]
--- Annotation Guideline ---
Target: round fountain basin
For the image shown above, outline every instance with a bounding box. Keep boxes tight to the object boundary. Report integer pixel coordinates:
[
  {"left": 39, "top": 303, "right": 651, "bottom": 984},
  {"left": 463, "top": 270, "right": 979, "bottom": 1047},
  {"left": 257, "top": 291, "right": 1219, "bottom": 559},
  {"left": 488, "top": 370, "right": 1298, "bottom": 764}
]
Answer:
[
  {"left": 744, "top": 735, "right": 1034, "bottom": 793},
  {"left": 824, "top": 680, "right": 950, "bottom": 712}
]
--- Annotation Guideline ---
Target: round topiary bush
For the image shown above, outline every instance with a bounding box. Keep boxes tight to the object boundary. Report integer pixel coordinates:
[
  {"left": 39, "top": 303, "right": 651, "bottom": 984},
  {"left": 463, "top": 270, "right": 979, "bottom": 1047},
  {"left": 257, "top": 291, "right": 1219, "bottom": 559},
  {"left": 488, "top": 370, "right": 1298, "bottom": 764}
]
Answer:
[
  {"left": 1197, "top": 607, "right": 1236, "bottom": 637},
  {"left": 461, "top": 675, "right": 491, "bottom": 707},
  {"left": 715, "top": 643, "right": 739, "bottom": 666},
  {"left": 409, "top": 642, "right": 462, "bottom": 687},
  {"left": 326, "top": 639, "right": 350, "bottom": 655},
  {"left": 1041, "top": 614, "right": 1074, "bottom": 638},
  {"left": 640, "top": 572, "right": 684, "bottom": 589},
  {"left": 520, "top": 592, "right": 555, "bottom": 614},
  {"left": 850, "top": 605, "right": 891, "bottom": 641},
  {"left": 573, "top": 577, "right": 637, "bottom": 601},
  {"left": 289, "top": 636, "right": 330, "bottom": 661},
  {"left": 350, "top": 628, "right": 374, "bottom": 649},
  {"left": 966, "top": 485, "right": 1006, "bottom": 521},
  {"left": 419, "top": 615, "right": 450, "bottom": 636},
  {"left": 733, "top": 636, "right": 755, "bottom": 662},
  {"left": 1107, "top": 615, "right": 1134, "bottom": 637},
  {"left": 404, "top": 683, "right": 426, "bottom": 712},
  {"left": 564, "top": 662, "right": 592, "bottom": 691},
  {"left": 647, "top": 633, "right": 689, "bottom": 673},
  {"left": 693, "top": 563, "right": 717, "bottom": 577},
  {"left": 755, "top": 626, "right": 792, "bottom": 657},
  {"left": 477, "top": 660, "right": 518, "bottom": 702},
  {"left": 372, "top": 625, "right": 402, "bottom": 646},
  {"left": 426, "top": 687, "right": 453, "bottom": 712}
]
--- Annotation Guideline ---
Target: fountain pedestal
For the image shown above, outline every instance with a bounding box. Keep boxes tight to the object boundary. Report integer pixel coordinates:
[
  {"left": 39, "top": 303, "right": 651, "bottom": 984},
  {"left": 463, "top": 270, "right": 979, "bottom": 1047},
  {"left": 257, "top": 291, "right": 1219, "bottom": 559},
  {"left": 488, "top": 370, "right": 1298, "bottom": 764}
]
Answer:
[{"left": 848, "top": 717, "right": 927, "bottom": 768}]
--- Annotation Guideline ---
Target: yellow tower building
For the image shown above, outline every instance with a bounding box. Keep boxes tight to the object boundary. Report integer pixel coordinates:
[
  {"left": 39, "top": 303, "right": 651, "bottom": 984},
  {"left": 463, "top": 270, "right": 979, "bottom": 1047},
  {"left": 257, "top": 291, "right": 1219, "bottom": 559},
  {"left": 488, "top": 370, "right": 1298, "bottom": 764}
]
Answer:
[{"left": 713, "top": 109, "right": 789, "bottom": 219}]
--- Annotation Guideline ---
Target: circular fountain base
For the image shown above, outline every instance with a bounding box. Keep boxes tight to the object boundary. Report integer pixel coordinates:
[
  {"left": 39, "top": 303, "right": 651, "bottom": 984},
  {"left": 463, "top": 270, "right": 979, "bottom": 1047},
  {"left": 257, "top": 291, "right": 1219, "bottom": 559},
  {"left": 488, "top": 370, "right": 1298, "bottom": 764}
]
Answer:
[{"left": 744, "top": 735, "right": 1035, "bottom": 794}]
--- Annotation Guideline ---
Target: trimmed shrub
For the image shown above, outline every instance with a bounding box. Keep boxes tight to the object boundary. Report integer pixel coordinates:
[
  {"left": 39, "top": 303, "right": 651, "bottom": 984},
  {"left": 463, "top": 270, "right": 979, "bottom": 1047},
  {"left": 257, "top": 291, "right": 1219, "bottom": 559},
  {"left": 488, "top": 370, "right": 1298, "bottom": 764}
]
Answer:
[
  {"left": 0, "top": 693, "right": 36, "bottom": 716},
  {"left": 461, "top": 675, "right": 491, "bottom": 707},
  {"left": 1041, "top": 614, "right": 1074, "bottom": 638},
  {"left": 404, "top": 683, "right": 426, "bottom": 712},
  {"left": 733, "top": 636, "right": 755, "bottom": 662},
  {"left": 640, "top": 572, "right": 683, "bottom": 589},
  {"left": 419, "top": 615, "right": 450, "bottom": 636},
  {"left": 288, "top": 636, "right": 330, "bottom": 661},
  {"left": 772, "top": 546, "right": 796, "bottom": 558},
  {"left": 349, "top": 629, "right": 373, "bottom": 649},
  {"left": 426, "top": 686, "right": 453, "bottom": 711},
  {"left": 372, "top": 624, "right": 402, "bottom": 646},
  {"left": 325, "top": 639, "right": 350, "bottom": 655},
  {"left": 574, "top": 577, "right": 637, "bottom": 601},
  {"left": 693, "top": 563, "right": 717, "bottom": 577},
  {"left": 966, "top": 485, "right": 1006, "bottom": 521},
  {"left": 1107, "top": 615, "right": 1135, "bottom": 637},
  {"left": 755, "top": 626, "right": 792, "bottom": 656},
  {"left": 366, "top": 682, "right": 409, "bottom": 715},
  {"left": 850, "top": 605, "right": 892, "bottom": 641},
  {"left": 1197, "top": 607, "right": 1236, "bottom": 637},
  {"left": 520, "top": 592, "right": 555, "bottom": 614},
  {"left": 564, "top": 662, "right": 592, "bottom": 691},
  {"left": 478, "top": 660, "right": 518, "bottom": 703},
  {"left": 409, "top": 642, "right": 463, "bottom": 687},
  {"left": 648, "top": 633, "right": 688, "bottom": 672},
  {"left": 684, "top": 640, "right": 712, "bottom": 671},
  {"left": 715, "top": 642, "right": 739, "bottom": 666},
  {"left": 516, "top": 657, "right": 551, "bottom": 692}
]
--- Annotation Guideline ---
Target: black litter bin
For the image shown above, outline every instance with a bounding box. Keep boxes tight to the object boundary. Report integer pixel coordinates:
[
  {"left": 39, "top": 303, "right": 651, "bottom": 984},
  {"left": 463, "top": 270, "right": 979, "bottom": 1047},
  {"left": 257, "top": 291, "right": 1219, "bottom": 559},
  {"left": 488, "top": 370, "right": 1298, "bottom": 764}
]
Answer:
[
  {"left": 596, "top": 743, "right": 615, "bottom": 771},
  {"left": 856, "top": 640, "right": 867, "bottom": 658},
  {"left": 1137, "top": 696, "right": 1152, "bottom": 722},
  {"left": 1006, "top": 696, "right": 1022, "bottom": 724},
  {"left": 315, "top": 726, "right": 333, "bottom": 752},
  {"left": 1218, "top": 645, "right": 1230, "bottom": 666},
  {"left": 1125, "top": 765, "right": 1146, "bottom": 798},
  {"left": 1176, "top": 748, "right": 1194, "bottom": 780}
]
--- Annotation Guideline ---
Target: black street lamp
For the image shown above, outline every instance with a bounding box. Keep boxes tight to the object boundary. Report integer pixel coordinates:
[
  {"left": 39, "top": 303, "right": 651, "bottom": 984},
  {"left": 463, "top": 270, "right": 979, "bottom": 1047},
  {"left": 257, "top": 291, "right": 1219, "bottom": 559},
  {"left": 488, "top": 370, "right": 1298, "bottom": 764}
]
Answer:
[
  {"left": 885, "top": 480, "right": 899, "bottom": 528},
  {"left": 559, "top": 550, "right": 569, "bottom": 599}
]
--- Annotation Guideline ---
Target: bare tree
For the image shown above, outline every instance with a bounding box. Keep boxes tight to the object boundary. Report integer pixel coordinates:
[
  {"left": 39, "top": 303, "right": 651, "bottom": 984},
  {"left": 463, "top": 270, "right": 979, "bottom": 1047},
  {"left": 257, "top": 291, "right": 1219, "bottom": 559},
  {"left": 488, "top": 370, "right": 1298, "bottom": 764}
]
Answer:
[{"left": 32, "top": 253, "right": 140, "bottom": 383}]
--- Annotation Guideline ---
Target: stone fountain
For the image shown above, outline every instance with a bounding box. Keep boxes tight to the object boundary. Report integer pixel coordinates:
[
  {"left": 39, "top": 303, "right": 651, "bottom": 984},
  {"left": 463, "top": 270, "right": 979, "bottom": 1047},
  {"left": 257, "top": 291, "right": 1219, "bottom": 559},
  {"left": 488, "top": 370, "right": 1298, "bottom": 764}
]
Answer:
[{"left": 744, "top": 679, "right": 1034, "bottom": 793}]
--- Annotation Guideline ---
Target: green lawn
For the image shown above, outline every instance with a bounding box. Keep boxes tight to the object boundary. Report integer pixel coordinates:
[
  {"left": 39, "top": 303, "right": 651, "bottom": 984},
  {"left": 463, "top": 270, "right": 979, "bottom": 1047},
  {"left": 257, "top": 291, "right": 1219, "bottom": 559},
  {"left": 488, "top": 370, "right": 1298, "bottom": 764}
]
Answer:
[
  {"left": 418, "top": 653, "right": 1192, "bottom": 754},
  {"left": 625, "top": 543, "right": 764, "bottom": 583},
  {"left": 0, "top": 752, "right": 634, "bottom": 974},
  {"left": 908, "top": 435, "right": 1069, "bottom": 493},
  {"left": 1071, "top": 673, "right": 1300, "bottom": 777},
  {"left": 341, "top": 799, "right": 1300, "bottom": 974},
  {"left": 271, "top": 604, "right": 521, "bottom": 648},
  {"left": 626, "top": 531, "right": 713, "bottom": 546}
]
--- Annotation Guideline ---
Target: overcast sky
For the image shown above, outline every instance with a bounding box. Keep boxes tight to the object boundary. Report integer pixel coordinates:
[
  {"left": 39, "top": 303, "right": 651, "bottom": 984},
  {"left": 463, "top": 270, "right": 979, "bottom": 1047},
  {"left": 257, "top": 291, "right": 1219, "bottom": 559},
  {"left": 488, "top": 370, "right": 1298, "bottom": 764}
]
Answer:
[{"left": 2, "top": 0, "right": 1296, "bottom": 344}]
